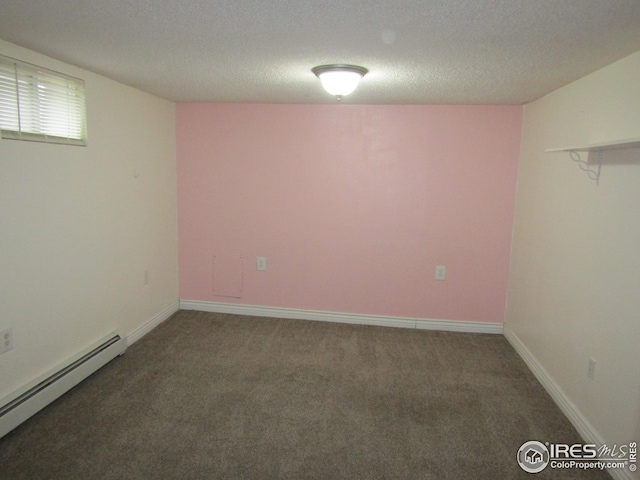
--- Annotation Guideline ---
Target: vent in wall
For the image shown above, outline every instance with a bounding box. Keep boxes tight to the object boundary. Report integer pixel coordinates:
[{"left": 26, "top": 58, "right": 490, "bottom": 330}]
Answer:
[{"left": 0, "top": 332, "right": 126, "bottom": 438}]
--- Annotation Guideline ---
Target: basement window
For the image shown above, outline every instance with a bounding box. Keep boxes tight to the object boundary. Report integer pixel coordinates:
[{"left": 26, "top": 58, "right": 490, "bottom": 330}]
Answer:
[{"left": 0, "top": 55, "right": 87, "bottom": 146}]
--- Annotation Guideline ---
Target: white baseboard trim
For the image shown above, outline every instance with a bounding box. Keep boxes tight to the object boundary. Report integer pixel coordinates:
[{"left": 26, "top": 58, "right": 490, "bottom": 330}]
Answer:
[
  {"left": 503, "top": 326, "right": 634, "bottom": 480},
  {"left": 179, "top": 299, "right": 504, "bottom": 334},
  {"left": 127, "top": 300, "right": 180, "bottom": 346},
  {"left": 502, "top": 325, "right": 602, "bottom": 441}
]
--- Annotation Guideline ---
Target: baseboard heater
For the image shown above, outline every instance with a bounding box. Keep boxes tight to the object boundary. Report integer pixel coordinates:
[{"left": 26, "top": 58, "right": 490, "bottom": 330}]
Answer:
[{"left": 0, "top": 332, "right": 126, "bottom": 439}]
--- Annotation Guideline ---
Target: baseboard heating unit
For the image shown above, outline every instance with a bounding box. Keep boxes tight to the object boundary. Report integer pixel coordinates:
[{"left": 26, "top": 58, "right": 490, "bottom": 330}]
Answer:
[{"left": 0, "top": 332, "right": 126, "bottom": 439}]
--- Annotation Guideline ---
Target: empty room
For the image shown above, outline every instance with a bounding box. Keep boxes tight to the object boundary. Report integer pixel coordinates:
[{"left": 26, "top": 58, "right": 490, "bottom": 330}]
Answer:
[{"left": 1, "top": 1, "right": 639, "bottom": 479}]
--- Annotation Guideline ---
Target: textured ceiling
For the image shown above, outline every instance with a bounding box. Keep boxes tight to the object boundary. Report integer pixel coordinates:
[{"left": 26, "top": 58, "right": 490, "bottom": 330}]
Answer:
[{"left": 1, "top": 1, "right": 640, "bottom": 104}]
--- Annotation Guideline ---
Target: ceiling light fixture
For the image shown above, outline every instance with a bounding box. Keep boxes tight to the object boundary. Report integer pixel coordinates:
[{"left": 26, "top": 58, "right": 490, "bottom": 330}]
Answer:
[{"left": 312, "top": 64, "right": 368, "bottom": 100}]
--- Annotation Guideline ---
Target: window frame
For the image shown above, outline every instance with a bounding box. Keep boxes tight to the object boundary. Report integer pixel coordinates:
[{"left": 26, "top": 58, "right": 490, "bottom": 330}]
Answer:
[{"left": 0, "top": 54, "right": 87, "bottom": 146}]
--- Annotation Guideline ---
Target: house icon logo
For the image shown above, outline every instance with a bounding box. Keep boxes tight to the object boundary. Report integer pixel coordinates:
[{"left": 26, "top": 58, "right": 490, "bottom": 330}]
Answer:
[
  {"left": 518, "top": 441, "right": 550, "bottom": 473},
  {"left": 526, "top": 449, "right": 542, "bottom": 463}
]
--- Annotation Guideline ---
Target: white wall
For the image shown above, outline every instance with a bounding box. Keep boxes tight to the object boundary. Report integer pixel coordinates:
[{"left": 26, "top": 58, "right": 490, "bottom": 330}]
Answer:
[
  {"left": 0, "top": 40, "right": 178, "bottom": 401},
  {"left": 506, "top": 50, "right": 640, "bottom": 462}
]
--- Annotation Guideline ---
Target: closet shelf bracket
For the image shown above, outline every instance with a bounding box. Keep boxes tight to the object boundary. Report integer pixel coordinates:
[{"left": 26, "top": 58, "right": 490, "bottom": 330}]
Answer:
[
  {"left": 546, "top": 137, "right": 640, "bottom": 186},
  {"left": 569, "top": 149, "right": 602, "bottom": 185}
]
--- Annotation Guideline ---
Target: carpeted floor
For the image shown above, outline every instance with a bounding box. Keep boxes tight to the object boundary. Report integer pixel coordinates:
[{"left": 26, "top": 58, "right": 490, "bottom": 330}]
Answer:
[{"left": 0, "top": 310, "right": 611, "bottom": 479}]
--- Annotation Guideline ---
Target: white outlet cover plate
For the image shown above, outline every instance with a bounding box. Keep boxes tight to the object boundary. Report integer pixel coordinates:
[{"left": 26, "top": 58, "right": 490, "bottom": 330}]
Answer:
[{"left": 0, "top": 327, "right": 13, "bottom": 354}]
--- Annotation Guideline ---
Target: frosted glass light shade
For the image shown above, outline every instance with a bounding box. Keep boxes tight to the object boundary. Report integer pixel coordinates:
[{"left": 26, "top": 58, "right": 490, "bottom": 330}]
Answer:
[{"left": 312, "top": 65, "right": 368, "bottom": 97}]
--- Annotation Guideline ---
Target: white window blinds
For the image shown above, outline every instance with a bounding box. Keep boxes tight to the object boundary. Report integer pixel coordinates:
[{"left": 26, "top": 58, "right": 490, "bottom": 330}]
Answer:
[{"left": 0, "top": 55, "right": 86, "bottom": 146}]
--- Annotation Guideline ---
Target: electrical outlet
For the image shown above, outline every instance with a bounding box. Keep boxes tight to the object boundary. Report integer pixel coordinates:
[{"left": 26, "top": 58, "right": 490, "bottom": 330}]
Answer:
[
  {"left": 257, "top": 257, "right": 267, "bottom": 271},
  {"left": 587, "top": 358, "right": 596, "bottom": 380},
  {"left": 435, "top": 266, "right": 446, "bottom": 281},
  {"left": 0, "top": 328, "right": 13, "bottom": 354}
]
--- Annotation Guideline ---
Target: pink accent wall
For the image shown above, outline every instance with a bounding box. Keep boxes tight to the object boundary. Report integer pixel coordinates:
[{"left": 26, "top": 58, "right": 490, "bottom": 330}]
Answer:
[{"left": 177, "top": 104, "right": 522, "bottom": 323}]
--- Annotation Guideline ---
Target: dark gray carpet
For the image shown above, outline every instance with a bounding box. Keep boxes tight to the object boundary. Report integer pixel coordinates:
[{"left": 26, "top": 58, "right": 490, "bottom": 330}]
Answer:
[{"left": 0, "top": 310, "right": 610, "bottom": 479}]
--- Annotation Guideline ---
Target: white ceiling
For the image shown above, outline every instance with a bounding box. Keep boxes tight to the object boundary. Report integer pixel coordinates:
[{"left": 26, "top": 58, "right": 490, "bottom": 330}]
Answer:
[{"left": 1, "top": 0, "right": 640, "bottom": 104}]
